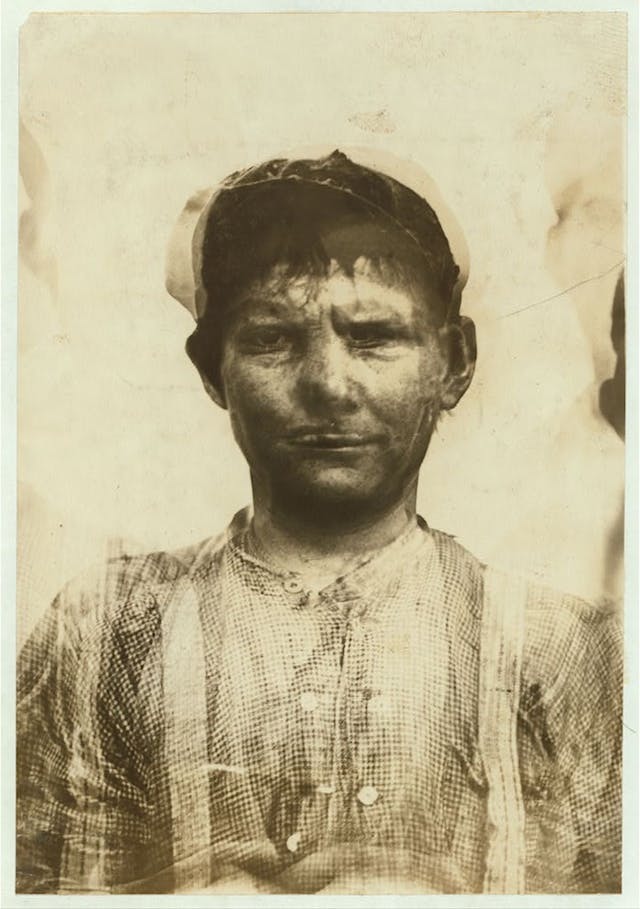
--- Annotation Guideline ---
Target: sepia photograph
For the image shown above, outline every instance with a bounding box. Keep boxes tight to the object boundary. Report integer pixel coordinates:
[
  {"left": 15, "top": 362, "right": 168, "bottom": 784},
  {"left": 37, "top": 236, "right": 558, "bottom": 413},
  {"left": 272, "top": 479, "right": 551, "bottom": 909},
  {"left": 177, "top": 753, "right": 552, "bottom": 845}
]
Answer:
[{"left": 9, "top": 5, "right": 635, "bottom": 899}]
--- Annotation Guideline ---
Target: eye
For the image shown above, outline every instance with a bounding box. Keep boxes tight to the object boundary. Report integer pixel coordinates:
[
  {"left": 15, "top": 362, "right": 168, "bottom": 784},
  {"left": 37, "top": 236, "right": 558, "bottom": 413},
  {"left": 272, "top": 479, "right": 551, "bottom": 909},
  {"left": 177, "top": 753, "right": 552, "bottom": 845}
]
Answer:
[
  {"left": 347, "top": 322, "right": 402, "bottom": 348},
  {"left": 241, "top": 326, "right": 291, "bottom": 351}
]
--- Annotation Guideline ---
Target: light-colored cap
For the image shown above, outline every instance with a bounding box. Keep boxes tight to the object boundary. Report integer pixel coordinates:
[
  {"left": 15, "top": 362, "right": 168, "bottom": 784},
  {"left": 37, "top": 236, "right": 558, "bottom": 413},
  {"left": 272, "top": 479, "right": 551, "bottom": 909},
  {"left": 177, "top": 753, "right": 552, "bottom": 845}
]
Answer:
[{"left": 165, "top": 146, "right": 470, "bottom": 322}]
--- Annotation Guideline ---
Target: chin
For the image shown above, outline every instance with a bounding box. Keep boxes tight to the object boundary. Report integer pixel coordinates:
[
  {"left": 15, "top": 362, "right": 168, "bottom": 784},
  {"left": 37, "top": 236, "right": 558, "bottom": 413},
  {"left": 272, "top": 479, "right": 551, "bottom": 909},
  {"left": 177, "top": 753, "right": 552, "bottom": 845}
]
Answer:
[{"left": 272, "top": 468, "right": 394, "bottom": 519}]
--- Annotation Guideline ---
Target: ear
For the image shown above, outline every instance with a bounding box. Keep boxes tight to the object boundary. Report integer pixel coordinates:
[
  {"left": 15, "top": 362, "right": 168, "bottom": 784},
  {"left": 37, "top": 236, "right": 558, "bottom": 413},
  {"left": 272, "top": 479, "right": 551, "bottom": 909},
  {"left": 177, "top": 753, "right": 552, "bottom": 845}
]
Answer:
[
  {"left": 199, "top": 371, "right": 228, "bottom": 410},
  {"left": 437, "top": 315, "right": 477, "bottom": 411},
  {"left": 185, "top": 334, "right": 228, "bottom": 409}
]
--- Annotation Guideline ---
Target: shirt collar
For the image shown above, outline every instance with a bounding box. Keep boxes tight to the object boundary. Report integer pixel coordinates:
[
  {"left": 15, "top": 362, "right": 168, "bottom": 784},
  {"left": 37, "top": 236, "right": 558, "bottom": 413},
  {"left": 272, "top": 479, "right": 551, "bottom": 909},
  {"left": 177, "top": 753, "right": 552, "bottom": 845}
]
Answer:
[{"left": 225, "top": 513, "right": 434, "bottom": 608}]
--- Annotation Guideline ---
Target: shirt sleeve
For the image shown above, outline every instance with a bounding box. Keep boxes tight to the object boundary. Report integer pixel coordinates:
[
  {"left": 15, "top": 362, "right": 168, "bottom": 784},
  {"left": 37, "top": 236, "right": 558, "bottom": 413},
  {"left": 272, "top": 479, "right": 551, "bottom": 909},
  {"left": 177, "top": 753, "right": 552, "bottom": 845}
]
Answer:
[
  {"left": 17, "top": 592, "right": 78, "bottom": 892},
  {"left": 520, "top": 599, "right": 623, "bottom": 894},
  {"left": 564, "top": 609, "right": 623, "bottom": 893},
  {"left": 16, "top": 562, "right": 163, "bottom": 894}
]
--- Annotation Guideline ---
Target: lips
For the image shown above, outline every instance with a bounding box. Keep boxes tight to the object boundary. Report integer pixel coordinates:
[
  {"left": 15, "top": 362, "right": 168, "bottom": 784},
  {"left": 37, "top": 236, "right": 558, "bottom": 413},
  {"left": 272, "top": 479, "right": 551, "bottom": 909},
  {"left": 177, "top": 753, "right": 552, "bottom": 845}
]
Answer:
[{"left": 286, "top": 431, "right": 382, "bottom": 449}]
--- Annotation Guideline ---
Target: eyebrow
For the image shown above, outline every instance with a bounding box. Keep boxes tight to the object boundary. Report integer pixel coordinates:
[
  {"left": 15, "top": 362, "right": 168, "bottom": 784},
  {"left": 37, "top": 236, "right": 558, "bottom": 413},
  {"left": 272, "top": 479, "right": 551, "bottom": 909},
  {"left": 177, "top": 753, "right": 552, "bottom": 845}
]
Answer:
[
  {"left": 230, "top": 302, "right": 304, "bottom": 323},
  {"left": 339, "top": 312, "right": 408, "bottom": 323},
  {"left": 227, "top": 291, "right": 311, "bottom": 315},
  {"left": 334, "top": 315, "right": 417, "bottom": 338}
]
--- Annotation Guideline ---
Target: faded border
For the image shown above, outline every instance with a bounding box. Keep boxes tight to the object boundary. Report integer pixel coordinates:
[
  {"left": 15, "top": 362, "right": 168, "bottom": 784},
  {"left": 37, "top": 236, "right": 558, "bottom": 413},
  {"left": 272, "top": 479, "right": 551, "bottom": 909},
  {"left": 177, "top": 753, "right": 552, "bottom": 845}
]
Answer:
[{"left": 2, "top": 2, "right": 638, "bottom": 908}]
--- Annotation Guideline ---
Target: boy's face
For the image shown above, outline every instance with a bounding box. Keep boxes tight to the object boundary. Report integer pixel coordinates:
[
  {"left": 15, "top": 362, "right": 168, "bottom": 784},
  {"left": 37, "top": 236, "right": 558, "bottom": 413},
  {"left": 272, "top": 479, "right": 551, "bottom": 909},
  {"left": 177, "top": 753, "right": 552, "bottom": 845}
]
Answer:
[{"left": 216, "top": 222, "right": 470, "bottom": 517}]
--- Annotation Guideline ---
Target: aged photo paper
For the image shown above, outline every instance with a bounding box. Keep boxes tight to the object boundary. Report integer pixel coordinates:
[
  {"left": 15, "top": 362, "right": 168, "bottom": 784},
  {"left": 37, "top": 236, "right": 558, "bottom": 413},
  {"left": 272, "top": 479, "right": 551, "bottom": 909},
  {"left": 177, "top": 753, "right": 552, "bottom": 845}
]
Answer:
[{"left": 3, "top": 3, "right": 638, "bottom": 905}]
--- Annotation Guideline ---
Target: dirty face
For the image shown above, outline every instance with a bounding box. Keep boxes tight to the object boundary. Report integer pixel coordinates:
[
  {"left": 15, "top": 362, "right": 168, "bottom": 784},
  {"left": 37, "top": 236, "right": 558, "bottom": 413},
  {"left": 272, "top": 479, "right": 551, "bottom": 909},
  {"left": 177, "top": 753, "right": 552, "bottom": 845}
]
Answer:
[{"left": 214, "top": 222, "right": 473, "bottom": 519}]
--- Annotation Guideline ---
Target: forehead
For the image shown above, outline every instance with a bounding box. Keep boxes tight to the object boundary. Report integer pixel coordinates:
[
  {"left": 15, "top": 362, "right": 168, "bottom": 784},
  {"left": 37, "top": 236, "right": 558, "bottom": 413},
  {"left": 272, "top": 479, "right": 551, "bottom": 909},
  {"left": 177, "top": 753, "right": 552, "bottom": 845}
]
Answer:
[
  {"left": 229, "top": 258, "right": 442, "bottom": 326},
  {"left": 228, "top": 217, "right": 444, "bottom": 322}
]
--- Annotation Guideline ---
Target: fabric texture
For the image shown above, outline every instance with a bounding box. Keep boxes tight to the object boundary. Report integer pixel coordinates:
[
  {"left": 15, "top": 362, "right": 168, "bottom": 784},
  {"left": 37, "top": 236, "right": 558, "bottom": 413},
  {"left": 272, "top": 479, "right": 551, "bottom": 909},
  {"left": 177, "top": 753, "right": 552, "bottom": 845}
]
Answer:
[{"left": 16, "top": 513, "right": 622, "bottom": 894}]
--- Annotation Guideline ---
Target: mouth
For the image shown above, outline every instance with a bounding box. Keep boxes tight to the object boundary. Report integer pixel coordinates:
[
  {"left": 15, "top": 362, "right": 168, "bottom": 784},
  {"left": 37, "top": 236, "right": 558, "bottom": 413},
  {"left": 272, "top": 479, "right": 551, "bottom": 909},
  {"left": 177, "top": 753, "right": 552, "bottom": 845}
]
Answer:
[{"left": 286, "top": 432, "right": 382, "bottom": 450}]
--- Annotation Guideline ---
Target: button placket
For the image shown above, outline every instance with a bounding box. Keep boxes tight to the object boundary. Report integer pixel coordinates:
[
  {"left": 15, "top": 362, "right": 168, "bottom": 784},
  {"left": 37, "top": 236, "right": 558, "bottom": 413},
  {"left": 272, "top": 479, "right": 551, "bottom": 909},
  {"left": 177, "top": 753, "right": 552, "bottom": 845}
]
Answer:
[
  {"left": 330, "top": 622, "right": 365, "bottom": 811},
  {"left": 288, "top": 624, "right": 343, "bottom": 844}
]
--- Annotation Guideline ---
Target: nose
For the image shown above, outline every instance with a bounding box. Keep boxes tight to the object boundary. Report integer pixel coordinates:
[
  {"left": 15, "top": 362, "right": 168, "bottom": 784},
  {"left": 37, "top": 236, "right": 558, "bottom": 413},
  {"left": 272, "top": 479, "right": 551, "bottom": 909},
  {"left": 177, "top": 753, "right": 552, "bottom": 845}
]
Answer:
[{"left": 296, "top": 329, "right": 357, "bottom": 415}]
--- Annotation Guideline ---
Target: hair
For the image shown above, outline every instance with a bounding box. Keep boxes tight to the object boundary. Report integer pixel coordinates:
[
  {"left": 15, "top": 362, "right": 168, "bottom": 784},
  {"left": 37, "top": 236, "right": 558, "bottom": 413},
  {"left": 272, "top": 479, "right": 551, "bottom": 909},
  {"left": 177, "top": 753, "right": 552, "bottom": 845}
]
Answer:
[{"left": 186, "top": 181, "right": 458, "bottom": 388}]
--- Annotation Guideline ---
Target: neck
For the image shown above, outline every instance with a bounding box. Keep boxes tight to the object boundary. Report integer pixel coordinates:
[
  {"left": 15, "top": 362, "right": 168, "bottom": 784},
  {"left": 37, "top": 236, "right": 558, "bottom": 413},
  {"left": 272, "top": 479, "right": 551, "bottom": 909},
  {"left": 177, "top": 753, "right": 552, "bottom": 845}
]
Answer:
[{"left": 249, "top": 480, "right": 419, "bottom": 580}]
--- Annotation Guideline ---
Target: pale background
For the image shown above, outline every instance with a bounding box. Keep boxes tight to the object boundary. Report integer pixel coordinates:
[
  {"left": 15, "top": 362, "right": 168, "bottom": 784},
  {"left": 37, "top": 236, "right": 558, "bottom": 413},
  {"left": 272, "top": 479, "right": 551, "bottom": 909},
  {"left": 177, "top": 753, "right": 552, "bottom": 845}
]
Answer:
[{"left": 18, "top": 11, "right": 626, "bottom": 644}]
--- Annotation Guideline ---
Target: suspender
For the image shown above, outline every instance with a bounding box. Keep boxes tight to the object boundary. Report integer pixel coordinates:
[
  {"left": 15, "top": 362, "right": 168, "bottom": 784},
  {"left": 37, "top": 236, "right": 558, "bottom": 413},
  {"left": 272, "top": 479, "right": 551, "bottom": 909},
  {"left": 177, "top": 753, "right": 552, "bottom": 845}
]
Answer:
[
  {"left": 479, "top": 565, "right": 528, "bottom": 894},
  {"left": 162, "top": 577, "right": 211, "bottom": 892},
  {"left": 161, "top": 523, "right": 238, "bottom": 892}
]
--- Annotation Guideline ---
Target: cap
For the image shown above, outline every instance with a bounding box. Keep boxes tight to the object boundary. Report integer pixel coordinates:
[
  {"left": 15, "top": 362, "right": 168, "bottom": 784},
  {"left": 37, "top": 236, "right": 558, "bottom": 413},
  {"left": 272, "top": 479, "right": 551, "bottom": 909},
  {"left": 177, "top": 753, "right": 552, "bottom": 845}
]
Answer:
[{"left": 166, "top": 148, "right": 470, "bottom": 322}]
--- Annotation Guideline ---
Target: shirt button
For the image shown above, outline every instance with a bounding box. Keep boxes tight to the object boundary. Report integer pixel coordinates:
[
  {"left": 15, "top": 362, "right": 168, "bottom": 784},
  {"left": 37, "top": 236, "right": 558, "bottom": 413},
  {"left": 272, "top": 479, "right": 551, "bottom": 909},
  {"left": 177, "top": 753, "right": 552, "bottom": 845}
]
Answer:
[
  {"left": 283, "top": 577, "right": 304, "bottom": 594},
  {"left": 357, "top": 785, "right": 379, "bottom": 806},
  {"left": 286, "top": 832, "right": 301, "bottom": 853},
  {"left": 299, "top": 692, "right": 318, "bottom": 712},
  {"left": 317, "top": 783, "right": 335, "bottom": 795}
]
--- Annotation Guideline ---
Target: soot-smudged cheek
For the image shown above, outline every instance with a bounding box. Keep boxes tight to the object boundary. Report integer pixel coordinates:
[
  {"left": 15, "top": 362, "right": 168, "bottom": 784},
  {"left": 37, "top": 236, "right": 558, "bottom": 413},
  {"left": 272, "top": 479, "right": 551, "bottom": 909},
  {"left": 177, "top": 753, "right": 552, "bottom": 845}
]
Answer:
[
  {"left": 361, "top": 360, "right": 440, "bottom": 419},
  {"left": 224, "top": 362, "right": 290, "bottom": 410}
]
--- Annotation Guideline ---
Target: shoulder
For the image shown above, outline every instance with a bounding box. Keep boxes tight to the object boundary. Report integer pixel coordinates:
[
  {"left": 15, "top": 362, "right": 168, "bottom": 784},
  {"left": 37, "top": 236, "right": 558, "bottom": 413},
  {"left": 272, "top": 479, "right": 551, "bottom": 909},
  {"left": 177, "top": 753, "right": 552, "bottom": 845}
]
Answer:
[
  {"left": 24, "top": 535, "right": 221, "bottom": 657},
  {"left": 56, "top": 508, "right": 254, "bottom": 633},
  {"left": 520, "top": 586, "right": 623, "bottom": 782},
  {"left": 426, "top": 527, "right": 622, "bottom": 704},
  {"left": 18, "top": 534, "right": 224, "bottom": 711},
  {"left": 512, "top": 580, "right": 623, "bottom": 805},
  {"left": 521, "top": 580, "right": 622, "bottom": 705},
  {"left": 428, "top": 527, "right": 485, "bottom": 616}
]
